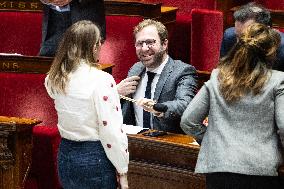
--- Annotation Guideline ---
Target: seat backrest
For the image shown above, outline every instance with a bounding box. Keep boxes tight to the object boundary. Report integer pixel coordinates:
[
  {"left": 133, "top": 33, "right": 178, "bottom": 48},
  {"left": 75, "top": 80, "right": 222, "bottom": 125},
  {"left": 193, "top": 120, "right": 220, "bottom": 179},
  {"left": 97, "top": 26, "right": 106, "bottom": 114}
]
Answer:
[
  {"left": 0, "top": 73, "right": 57, "bottom": 126},
  {"left": 99, "top": 15, "right": 143, "bottom": 82},
  {"left": 276, "top": 27, "right": 284, "bottom": 33},
  {"left": 0, "top": 12, "right": 42, "bottom": 56},
  {"left": 191, "top": 9, "right": 223, "bottom": 71}
]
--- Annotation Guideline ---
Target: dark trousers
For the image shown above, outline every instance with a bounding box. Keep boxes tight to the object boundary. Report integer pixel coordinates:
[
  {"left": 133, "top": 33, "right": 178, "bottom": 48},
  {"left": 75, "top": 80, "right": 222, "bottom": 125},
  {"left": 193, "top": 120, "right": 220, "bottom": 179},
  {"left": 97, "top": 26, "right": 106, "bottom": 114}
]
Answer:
[
  {"left": 206, "top": 172, "right": 281, "bottom": 189},
  {"left": 39, "top": 9, "right": 71, "bottom": 56},
  {"left": 58, "top": 138, "right": 117, "bottom": 189}
]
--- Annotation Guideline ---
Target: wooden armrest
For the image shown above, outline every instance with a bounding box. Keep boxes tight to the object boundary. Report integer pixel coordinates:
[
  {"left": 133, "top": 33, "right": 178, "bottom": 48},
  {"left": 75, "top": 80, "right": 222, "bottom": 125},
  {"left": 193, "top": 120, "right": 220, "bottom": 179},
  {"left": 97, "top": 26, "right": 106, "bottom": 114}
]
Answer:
[{"left": 197, "top": 70, "right": 211, "bottom": 89}]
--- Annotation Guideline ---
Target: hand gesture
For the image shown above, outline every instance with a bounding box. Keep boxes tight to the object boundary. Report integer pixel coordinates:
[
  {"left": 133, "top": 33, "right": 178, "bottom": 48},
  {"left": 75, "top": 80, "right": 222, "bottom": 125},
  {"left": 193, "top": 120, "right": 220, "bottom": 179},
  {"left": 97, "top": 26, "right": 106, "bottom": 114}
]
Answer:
[
  {"left": 136, "top": 98, "right": 164, "bottom": 117},
  {"left": 51, "top": 0, "right": 71, "bottom": 7},
  {"left": 117, "top": 76, "right": 140, "bottom": 96},
  {"left": 117, "top": 174, "right": 129, "bottom": 189}
]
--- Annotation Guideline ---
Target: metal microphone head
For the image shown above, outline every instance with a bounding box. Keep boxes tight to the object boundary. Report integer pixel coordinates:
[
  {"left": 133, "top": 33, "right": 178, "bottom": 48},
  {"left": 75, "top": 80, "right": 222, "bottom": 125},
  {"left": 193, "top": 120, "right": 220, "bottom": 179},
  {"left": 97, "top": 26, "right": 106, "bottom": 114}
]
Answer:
[{"left": 153, "top": 103, "right": 168, "bottom": 112}]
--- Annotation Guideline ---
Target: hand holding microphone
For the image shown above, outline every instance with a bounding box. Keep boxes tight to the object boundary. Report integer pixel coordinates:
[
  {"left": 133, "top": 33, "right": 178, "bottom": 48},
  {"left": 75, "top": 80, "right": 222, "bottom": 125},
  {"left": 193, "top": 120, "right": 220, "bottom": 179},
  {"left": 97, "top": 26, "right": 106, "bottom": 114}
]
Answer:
[
  {"left": 120, "top": 95, "right": 168, "bottom": 117},
  {"left": 117, "top": 76, "right": 140, "bottom": 96}
]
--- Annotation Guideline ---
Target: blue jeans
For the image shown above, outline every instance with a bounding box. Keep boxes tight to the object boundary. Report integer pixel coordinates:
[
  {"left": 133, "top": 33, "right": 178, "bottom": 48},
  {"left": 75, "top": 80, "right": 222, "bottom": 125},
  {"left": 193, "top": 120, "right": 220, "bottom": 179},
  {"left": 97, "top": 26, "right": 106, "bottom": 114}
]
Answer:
[{"left": 58, "top": 138, "right": 117, "bottom": 189}]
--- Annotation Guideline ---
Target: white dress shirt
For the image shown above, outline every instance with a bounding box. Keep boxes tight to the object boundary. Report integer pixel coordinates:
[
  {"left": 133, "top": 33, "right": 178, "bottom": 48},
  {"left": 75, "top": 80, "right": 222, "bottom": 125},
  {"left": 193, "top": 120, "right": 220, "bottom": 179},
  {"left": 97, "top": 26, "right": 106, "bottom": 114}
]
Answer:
[
  {"left": 40, "top": 0, "right": 70, "bottom": 12},
  {"left": 133, "top": 55, "right": 169, "bottom": 128},
  {"left": 45, "top": 63, "right": 128, "bottom": 174}
]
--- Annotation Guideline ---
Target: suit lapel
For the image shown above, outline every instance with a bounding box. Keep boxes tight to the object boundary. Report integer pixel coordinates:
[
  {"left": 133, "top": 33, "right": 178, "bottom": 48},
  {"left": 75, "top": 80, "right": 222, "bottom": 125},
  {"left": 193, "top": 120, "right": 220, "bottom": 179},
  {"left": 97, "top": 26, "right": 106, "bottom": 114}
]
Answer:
[
  {"left": 123, "top": 63, "right": 145, "bottom": 125},
  {"left": 153, "top": 58, "right": 174, "bottom": 101},
  {"left": 129, "top": 63, "right": 145, "bottom": 77}
]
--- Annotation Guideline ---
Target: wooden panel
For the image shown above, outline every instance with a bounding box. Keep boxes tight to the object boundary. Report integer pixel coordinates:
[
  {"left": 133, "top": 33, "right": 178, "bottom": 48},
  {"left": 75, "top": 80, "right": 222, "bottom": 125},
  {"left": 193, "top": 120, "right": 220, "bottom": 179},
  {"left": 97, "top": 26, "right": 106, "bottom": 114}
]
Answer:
[
  {"left": 105, "top": 0, "right": 162, "bottom": 18},
  {"left": 0, "top": 0, "right": 162, "bottom": 15},
  {"left": 197, "top": 70, "right": 210, "bottom": 89},
  {"left": 128, "top": 133, "right": 199, "bottom": 169},
  {"left": 0, "top": 169, "right": 14, "bottom": 189},
  {"left": 129, "top": 161, "right": 205, "bottom": 189},
  {"left": 0, "top": 116, "right": 41, "bottom": 189},
  {"left": 270, "top": 10, "right": 284, "bottom": 28},
  {"left": 0, "top": 0, "right": 177, "bottom": 25},
  {"left": 0, "top": 55, "right": 114, "bottom": 74},
  {"left": 0, "top": 0, "right": 41, "bottom": 11},
  {"left": 128, "top": 133, "right": 205, "bottom": 189},
  {"left": 0, "top": 0, "right": 177, "bottom": 28},
  {"left": 128, "top": 132, "right": 284, "bottom": 188}
]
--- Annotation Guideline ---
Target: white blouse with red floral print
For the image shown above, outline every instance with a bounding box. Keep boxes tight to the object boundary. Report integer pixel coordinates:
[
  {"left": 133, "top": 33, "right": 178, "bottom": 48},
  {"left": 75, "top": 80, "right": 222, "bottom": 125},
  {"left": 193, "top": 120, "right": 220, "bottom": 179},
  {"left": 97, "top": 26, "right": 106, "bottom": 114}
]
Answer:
[{"left": 45, "top": 63, "right": 129, "bottom": 174}]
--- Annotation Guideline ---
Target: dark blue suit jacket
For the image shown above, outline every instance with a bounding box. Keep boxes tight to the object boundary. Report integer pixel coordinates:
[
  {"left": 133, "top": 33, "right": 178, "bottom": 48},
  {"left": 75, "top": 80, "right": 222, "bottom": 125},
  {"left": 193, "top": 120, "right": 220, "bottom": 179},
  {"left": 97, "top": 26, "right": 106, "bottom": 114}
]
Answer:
[
  {"left": 220, "top": 27, "right": 284, "bottom": 72},
  {"left": 40, "top": 0, "right": 105, "bottom": 56}
]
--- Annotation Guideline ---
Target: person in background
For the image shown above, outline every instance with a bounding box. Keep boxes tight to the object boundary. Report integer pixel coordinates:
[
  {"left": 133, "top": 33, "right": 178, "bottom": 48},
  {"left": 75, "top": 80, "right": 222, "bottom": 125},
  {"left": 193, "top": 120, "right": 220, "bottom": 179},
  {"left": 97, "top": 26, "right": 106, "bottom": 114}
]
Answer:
[
  {"left": 39, "top": 0, "right": 105, "bottom": 57},
  {"left": 117, "top": 19, "right": 198, "bottom": 133},
  {"left": 45, "top": 20, "right": 128, "bottom": 189},
  {"left": 181, "top": 23, "right": 284, "bottom": 189},
  {"left": 220, "top": 2, "right": 284, "bottom": 72}
]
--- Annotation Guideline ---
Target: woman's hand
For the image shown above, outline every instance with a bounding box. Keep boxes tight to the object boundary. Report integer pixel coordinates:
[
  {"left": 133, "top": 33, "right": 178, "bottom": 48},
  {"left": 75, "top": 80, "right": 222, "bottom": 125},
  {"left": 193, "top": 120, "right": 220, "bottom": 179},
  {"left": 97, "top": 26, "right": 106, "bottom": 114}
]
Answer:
[
  {"left": 52, "top": 0, "right": 71, "bottom": 7},
  {"left": 117, "top": 173, "right": 129, "bottom": 189}
]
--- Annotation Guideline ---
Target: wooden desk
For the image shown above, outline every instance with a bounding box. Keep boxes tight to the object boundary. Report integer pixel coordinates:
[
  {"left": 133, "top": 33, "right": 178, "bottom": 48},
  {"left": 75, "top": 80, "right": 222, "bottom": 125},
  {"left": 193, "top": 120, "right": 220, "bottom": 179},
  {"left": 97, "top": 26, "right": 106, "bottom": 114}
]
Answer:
[
  {"left": 104, "top": 0, "right": 177, "bottom": 25},
  {"left": 104, "top": 0, "right": 162, "bottom": 18},
  {"left": 0, "top": 116, "right": 41, "bottom": 189},
  {"left": 0, "top": 55, "right": 114, "bottom": 74},
  {"left": 128, "top": 132, "right": 205, "bottom": 189},
  {"left": 128, "top": 132, "right": 284, "bottom": 189}
]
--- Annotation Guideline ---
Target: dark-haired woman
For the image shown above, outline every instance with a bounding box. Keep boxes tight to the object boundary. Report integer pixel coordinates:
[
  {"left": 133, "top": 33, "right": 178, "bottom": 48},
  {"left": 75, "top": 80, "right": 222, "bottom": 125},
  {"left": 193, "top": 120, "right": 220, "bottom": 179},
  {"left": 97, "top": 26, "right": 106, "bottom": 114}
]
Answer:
[
  {"left": 45, "top": 20, "right": 128, "bottom": 189},
  {"left": 181, "top": 23, "right": 284, "bottom": 189}
]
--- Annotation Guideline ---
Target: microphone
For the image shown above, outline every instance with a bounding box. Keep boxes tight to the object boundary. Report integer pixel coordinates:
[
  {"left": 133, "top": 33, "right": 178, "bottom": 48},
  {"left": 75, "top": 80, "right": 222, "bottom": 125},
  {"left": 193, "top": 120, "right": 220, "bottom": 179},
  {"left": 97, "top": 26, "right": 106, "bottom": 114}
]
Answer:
[{"left": 153, "top": 103, "right": 168, "bottom": 112}]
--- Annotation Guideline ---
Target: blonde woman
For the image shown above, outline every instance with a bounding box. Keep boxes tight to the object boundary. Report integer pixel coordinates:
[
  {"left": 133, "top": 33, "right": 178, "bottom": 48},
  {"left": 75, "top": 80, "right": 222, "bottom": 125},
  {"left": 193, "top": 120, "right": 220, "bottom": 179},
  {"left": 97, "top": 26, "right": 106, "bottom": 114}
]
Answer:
[
  {"left": 181, "top": 23, "right": 284, "bottom": 189},
  {"left": 45, "top": 20, "right": 128, "bottom": 189}
]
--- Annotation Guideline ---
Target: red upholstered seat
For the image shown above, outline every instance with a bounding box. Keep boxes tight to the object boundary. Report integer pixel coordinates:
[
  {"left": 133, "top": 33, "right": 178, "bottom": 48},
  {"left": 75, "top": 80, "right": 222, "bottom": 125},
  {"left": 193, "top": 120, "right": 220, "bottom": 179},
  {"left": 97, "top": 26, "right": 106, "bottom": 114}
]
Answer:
[
  {"left": 276, "top": 27, "right": 284, "bottom": 33},
  {"left": 31, "top": 126, "right": 61, "bottom": 189},
  {"left": 191, "top": 9, "right": 223, "bottom": 71},
  {"left": 0, "top": 12, "right": 42, "bottom": 56},
  {"left": 161, "top": 0, "right": 217, "bottom": 16},
  {"left": 100, "top": 15, "right": 143, "bottom": 82},
  {"left": 24, "top": 176, "right": 38, "bottom": 189},
  {"left": 160, "top": 0, "right": 221, "bottom": 71},
  {"left": 168, "top": 14, "right": 192, "bottom": 65},
  {"left": 0, "top": 73, "right": 61, "bottom": 189},
  {"left": 0, "top": 73, "right": 57, "bottom": 126}
]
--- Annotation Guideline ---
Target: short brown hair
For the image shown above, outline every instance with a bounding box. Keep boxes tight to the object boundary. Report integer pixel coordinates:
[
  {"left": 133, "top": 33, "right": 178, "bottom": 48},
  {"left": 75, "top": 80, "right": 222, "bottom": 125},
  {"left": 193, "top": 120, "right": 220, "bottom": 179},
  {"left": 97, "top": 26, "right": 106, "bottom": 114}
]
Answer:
[{"left": 133, "top": 19, "right": 168, "bottom": 44}]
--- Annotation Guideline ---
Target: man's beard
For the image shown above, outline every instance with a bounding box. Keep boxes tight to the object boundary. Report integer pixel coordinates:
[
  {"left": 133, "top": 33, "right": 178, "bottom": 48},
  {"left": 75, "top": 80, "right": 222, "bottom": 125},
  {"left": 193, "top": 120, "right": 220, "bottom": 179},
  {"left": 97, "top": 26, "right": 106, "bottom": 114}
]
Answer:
[
  {"left": 145, "top": 48, "right": 166, "bottom": 68},
  {"left": 153, "top": 49, "right": 166, "bottom": 64}
]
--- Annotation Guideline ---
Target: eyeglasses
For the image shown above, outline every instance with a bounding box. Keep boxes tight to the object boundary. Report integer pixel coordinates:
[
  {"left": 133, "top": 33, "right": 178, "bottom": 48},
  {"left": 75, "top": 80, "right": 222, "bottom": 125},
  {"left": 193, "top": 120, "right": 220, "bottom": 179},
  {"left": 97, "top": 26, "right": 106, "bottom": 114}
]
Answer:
[{"left": 135, "top": 39, "right": 156, "bottom": 48}]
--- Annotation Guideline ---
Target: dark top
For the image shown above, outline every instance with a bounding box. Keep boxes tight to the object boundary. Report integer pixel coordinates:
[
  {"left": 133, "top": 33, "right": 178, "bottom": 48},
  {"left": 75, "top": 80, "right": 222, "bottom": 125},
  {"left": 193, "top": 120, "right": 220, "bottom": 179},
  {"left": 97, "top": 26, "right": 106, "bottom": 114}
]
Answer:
[{"left": 220, "top": 27, "right": 284, "bottom": 72}]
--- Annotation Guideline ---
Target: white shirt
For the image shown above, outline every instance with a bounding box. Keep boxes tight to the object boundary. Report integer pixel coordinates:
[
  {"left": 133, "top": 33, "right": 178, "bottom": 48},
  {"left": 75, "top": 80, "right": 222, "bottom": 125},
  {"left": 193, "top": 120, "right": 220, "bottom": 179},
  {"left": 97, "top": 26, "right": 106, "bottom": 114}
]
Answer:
[
  {"left": 45, "top": 63, "right": 128, "bottom": 174},
  {"left": 40, "top": 0, "right": 70, "bottom": 12},
  {"left": 133, "top": 55, "right": 169, "bottom": 128}
]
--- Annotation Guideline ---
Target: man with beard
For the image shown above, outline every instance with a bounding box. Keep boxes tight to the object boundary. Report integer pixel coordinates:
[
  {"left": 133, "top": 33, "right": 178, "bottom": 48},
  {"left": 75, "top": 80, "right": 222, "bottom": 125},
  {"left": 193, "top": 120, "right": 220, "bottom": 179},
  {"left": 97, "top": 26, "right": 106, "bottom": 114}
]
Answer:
[{"left": 117, "top": 19, "right": 198, "bottom": 133}]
